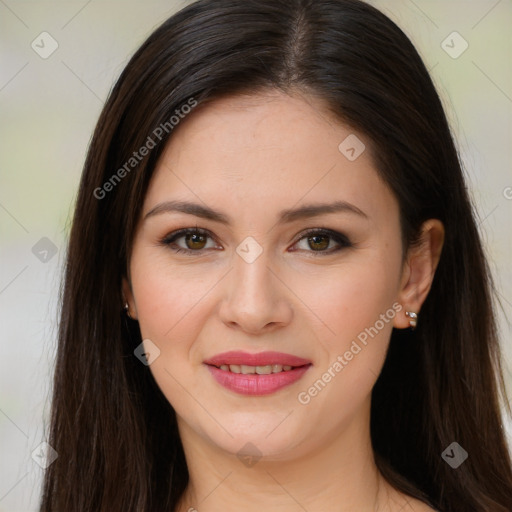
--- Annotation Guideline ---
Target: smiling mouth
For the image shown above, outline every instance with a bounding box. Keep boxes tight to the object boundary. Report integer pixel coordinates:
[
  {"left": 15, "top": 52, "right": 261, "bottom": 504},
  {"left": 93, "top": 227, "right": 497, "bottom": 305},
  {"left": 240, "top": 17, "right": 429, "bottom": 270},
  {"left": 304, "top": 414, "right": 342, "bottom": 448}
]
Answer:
[{"left": 203, "top": 350, "right": 312, "bottom": 395}]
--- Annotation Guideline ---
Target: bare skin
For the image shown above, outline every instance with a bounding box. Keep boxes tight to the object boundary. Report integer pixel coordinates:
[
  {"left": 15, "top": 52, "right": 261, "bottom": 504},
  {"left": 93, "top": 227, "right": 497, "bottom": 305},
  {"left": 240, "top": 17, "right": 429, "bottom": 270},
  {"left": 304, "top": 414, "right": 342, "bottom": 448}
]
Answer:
[{"left": 124, "top": 90, "right": 444, "bottom": 511}]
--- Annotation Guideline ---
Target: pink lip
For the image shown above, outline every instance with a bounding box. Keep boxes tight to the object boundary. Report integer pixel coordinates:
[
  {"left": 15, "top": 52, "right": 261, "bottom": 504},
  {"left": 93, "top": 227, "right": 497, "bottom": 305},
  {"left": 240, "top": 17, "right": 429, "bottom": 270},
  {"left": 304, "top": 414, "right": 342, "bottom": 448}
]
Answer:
[{"left": 204, "top": 351, "right": 312, "bottom": 396}]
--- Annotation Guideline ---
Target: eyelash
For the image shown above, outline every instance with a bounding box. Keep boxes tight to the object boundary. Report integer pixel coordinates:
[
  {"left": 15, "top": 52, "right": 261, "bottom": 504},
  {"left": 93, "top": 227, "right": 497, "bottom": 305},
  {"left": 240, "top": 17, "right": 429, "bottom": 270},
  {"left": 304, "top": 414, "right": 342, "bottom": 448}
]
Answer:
[{"left": 159, "top": 227, "right": 352, "bottom": 256}]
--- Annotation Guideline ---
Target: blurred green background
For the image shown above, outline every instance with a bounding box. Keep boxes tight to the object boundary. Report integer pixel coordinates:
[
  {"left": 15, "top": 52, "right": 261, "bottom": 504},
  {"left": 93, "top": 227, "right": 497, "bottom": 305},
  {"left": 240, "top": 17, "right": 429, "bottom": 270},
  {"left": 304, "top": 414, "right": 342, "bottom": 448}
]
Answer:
[{"left": 1, "top": 1, "right": 511, "bottom": 510}]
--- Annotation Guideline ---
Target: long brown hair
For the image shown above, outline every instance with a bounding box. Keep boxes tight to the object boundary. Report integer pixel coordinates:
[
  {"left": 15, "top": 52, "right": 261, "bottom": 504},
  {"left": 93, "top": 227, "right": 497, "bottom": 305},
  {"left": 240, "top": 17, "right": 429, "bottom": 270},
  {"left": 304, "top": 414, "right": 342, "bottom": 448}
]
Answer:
[{"left": 39, "top": 0, "right": 512, "bottom": 510}]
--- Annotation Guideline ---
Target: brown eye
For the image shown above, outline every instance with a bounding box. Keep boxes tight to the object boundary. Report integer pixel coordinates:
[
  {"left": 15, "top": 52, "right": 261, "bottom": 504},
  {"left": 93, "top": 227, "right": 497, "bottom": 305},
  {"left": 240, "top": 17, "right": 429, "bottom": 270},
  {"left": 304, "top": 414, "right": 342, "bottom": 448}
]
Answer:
[
  {"left": 185, "top": 232, "right": 207, "bottom": 250},
  {"left": 161, "top": 228, "right": 217, "bottom": 254},
  {"left": 293, "top": 229, "right": 352, "bottom": 255},
  {"left": 307, "top": 234, "right": 330, "bottom": 251}
]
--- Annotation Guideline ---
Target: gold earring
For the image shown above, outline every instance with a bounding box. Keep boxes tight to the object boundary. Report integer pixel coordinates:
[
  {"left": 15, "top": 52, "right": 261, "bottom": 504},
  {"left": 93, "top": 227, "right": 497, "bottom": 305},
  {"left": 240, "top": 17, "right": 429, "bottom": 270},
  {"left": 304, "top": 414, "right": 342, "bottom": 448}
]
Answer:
[{"left": 405, "top": 311, "right": 418, "bottom": 330}]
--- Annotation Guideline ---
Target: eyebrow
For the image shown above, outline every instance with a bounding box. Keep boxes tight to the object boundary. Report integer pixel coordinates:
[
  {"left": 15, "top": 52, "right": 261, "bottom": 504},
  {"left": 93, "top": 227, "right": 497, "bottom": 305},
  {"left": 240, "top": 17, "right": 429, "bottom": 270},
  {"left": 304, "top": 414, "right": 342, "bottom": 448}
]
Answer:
[{"left": 144, "top": 199, "right": 368, "bottom": 225}]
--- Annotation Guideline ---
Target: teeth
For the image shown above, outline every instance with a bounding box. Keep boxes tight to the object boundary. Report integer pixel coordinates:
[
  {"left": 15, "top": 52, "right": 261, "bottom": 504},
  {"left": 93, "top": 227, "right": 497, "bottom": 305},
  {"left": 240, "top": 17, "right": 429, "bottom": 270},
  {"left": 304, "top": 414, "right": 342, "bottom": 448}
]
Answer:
[
  {"left": 217, "top": 364, "right": 295, "bottom": 374},
  {"left": 256, "top": 365, "right": 272, "bottom": 374}
]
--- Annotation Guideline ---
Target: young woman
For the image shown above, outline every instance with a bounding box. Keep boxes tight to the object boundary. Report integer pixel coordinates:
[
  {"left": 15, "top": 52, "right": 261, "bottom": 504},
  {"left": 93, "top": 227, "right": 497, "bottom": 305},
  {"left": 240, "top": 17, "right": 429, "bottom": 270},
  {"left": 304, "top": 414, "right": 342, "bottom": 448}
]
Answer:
[{"left": 39, "top": 0, "right": 512, "bottom": 511}]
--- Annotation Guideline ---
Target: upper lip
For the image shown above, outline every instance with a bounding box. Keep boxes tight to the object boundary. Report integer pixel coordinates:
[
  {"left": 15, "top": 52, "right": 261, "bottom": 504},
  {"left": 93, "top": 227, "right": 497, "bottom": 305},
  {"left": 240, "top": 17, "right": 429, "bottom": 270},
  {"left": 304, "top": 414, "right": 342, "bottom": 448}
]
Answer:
[{"left": 204, "top": 351, "right": 311, "bottom": 367}]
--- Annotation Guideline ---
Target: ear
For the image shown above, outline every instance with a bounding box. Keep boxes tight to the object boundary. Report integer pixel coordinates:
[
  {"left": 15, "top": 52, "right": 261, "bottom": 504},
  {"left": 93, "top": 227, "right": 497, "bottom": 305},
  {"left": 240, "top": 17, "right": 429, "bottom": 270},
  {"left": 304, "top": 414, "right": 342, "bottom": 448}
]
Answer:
[
  {"left": 122, "top": 276, "right": 138, "bottom": 320},
  {"left": 393, "top": 219, "right": 445, "bottom": 329}
]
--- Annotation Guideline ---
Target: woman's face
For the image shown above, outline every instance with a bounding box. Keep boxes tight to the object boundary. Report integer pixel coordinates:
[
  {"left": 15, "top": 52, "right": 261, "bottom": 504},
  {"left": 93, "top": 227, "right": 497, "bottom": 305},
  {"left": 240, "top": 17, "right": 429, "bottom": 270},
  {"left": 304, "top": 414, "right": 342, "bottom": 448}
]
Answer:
[{"left": 125, "top": 90, "right": 409, "bottom": 459}]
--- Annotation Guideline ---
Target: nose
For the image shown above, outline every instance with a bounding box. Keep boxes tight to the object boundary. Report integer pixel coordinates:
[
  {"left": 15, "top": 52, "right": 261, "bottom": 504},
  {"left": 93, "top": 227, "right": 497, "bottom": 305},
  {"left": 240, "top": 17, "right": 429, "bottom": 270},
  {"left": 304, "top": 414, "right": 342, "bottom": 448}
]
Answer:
[{"left": 218, "top": 249, "right": 294, "bottom": 335}]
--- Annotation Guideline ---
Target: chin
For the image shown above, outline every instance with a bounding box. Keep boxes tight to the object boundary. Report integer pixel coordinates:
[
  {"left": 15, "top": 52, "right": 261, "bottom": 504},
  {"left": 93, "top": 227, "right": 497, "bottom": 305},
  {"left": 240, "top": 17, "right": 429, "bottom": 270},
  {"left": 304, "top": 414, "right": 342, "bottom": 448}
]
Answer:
[{"left": 181, "top": 411, "right": 308, "bottom": 461}]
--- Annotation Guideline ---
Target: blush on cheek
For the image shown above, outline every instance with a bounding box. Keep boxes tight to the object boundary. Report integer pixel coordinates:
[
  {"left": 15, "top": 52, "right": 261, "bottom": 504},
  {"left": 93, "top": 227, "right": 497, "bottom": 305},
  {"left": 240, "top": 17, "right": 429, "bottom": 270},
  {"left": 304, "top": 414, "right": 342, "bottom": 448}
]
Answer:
[
  {"left": 302, "top": 268, "right": 395, "bottom": 346},
  {"left": 133, "top": 270, "right": 199, "bottom": 338}
]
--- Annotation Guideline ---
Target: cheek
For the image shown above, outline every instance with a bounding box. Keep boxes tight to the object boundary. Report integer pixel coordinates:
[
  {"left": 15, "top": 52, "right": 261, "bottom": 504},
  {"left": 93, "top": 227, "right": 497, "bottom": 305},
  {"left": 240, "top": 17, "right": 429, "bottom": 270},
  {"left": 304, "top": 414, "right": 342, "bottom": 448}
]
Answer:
[
  {"left": 132, "top": 252, "right": 217, "bottom": 342},
  {"left": 293, "top": 251, "right": 402, "bottom": 408},
  {"left": 129, "top": 254, "right": 218, "bottom": 411},
  {"left": 302, "top": 253, "right": 401, "bottom": 348}
]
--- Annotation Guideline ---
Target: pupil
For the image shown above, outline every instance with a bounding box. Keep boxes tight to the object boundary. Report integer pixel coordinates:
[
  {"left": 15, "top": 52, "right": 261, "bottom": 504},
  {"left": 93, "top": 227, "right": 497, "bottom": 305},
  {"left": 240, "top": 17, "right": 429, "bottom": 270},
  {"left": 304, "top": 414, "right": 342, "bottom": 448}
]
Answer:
[
  {"left": 309, "top": 235, "right": 328, "bottom": 250},
  {"left": 187, "top": 233, "right": 206, "bottom": 249}
]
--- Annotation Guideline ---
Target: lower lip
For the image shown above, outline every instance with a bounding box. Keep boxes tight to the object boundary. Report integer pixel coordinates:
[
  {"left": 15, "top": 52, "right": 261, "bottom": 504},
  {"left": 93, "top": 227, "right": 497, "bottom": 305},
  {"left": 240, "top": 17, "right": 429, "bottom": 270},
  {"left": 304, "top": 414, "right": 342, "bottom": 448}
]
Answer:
[{"left": 206, "top": 364, "right": 311, "bottom": 395}]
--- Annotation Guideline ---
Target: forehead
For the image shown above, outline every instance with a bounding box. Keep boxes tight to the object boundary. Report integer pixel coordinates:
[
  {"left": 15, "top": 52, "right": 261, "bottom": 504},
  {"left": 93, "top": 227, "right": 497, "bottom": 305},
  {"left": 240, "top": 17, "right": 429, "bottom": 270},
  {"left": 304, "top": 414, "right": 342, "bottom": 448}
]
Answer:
[
  {"left": 163, "top": 90, "right": 348, "bottom": 165},
  {"left": 144, "top": 90, "right": 398, "bottom": 226}
]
